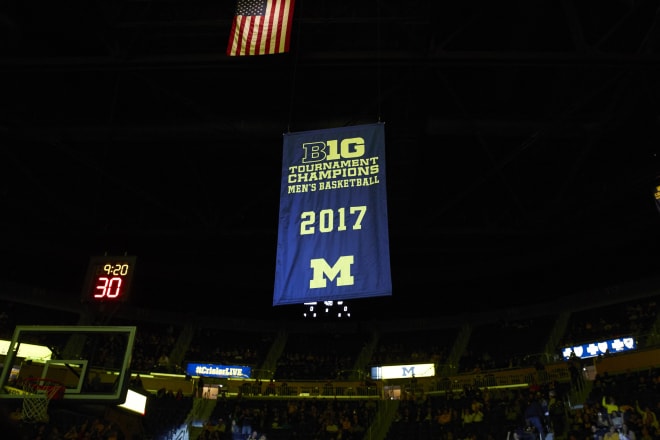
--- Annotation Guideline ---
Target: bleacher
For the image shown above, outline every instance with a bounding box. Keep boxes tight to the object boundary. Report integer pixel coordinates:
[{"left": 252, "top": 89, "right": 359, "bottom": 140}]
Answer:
[{"left": 0, "top": 280, "right": 659, "bottom": 440}]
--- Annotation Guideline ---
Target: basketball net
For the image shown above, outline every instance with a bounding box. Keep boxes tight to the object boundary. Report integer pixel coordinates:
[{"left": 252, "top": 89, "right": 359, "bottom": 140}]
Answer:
[{"left": 21, "top": 379, "right": 64, "bottom": 423}]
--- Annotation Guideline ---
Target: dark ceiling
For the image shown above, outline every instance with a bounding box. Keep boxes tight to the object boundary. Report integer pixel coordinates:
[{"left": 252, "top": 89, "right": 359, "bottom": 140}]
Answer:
[{"left": 2, "top": 0, "right": 660, "bottom": 320}]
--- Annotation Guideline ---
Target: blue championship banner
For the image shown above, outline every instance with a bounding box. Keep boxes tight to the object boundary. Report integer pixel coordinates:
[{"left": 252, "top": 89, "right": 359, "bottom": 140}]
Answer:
[{"left": 273, "top": 123, "right": 392, "bottom": 306}]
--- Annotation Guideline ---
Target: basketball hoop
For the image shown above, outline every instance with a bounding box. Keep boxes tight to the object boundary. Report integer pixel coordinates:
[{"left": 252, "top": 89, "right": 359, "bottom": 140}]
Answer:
[{"left": 20, "top": 377, "right": 65, "bottom": 423}]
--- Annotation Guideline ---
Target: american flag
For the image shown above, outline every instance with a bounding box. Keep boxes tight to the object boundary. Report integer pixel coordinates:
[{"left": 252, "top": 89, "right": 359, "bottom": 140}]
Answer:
[{"left": 227, "top": 0, "right": 295, "bottom": 56}]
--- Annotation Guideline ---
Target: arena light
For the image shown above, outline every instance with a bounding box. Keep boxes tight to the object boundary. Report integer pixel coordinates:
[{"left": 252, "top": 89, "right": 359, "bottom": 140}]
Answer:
[
  {"left": 303, "top": 301, "right": 350, "bottom": 319},
  {"left": 0, "top": 339, "right": 52, "bottom": 360},
  {"left": 118, "top": 388, "right": 148, "bottom": 415}
]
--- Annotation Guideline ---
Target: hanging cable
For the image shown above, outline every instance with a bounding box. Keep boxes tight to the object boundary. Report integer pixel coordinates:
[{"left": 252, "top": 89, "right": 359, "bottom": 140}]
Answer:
[
  {"left": 376, "top": 0, "right": 383, "bottom": 123},
  {"left": 287, "top": 0, "right": 303, "bottom": 134}
]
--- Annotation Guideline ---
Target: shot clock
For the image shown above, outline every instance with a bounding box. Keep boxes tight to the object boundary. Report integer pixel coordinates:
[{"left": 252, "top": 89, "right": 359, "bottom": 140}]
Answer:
[{"left": 82, "top": 256, "right": 136, "bottom": 303}]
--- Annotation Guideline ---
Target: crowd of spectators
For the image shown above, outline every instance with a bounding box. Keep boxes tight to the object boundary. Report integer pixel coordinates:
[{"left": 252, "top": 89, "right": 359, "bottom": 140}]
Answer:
[
  {"left": 566, "top": 367, "right": 660, "bottom": 440},
  {"left": 0, "top": 291, "right": 658, "bottom": 440},
  {"left": 0, "top": 406, "right": 127, "bottom": 440},
  {"left": 459, "top": 316, "right": 556, "bottom": 372},
  {"left": 561, "top": 297, "right": 658, "bottom": 347},
  {"left": 274, "top": 332, "right": 369, "bottom": 381},
  {"left": 199, "top": 396, "right": 377, "bottom": 440},
  {"left": 371, "top": 328, "right": 452, "bottom": 368},
  {"left": 185, "top": 328, "right": 272, "bottom": 369},
  {"left": 383, "top": 367, "right": 660, "bottom": 440}
]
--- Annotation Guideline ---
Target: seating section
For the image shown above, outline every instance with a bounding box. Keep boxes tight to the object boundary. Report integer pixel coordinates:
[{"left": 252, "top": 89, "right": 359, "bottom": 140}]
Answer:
[
  {"left": 186, "top": 327, "right": 274, "bottom": 369},
  {"left": 562, "top": 295, "right": 659, "bottom": 346},
  {"left": 107, "top": 317, "right": 184, "bottom": 373},
  {"left": 275, "top": 330, "right": 370, "bottom": 380},
  {"left": 460, "top": 315, "right": 555, "bottom": 372},
  {"left": 0, "top": 300, "right": 79, "bottom": 340},
  {"left": 142, "top": 394, "right": 194, "bottom": 438},
  {"left": 373, "top": 327, "right": 457, "bottom": 367},
  {"left": 1, "top": 290, "right": 659, "bottom": 440}
]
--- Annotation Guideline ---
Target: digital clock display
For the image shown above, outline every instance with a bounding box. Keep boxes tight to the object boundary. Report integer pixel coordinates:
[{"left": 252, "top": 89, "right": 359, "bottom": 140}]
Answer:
[{"left": 82, "top": 256, "right": 136, "bottom": 303}]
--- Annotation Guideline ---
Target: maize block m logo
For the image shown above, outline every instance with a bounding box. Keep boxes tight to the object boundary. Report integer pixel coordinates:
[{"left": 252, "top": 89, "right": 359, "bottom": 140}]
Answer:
[
  {"left": 401, "top": 367, "right": 415, "bottom": 377},
  {"left": 309, "top": 256, "right": 354, "bottom": 288}
]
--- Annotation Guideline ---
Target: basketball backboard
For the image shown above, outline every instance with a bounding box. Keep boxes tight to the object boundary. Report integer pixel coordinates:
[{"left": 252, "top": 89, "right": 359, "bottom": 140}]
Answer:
[{"left": 0, "top": 325, "right": 136, "bottom": 404}]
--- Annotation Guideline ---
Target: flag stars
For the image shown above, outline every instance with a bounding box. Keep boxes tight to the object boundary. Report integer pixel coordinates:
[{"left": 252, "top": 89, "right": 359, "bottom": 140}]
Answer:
[{"left": 236, "top": 0, "right": 266, "bottom": 16}]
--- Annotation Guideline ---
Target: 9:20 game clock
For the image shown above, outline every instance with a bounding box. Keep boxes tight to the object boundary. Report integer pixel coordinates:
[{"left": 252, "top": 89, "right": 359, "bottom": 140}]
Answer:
[{"left": 82, "top": 256, "right": 137, "bottom": 303}]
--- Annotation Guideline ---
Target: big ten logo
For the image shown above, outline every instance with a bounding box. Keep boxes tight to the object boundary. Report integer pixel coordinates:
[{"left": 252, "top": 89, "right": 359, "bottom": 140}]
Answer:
[{"left": 302, "top": 137, "right": 365, "bottom": 163}]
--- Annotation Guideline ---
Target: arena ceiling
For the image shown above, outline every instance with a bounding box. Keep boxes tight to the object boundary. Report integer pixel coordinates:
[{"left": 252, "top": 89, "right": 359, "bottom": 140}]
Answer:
[{"left": 2, "top": 0, "right": 660, "bottom": 320}]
